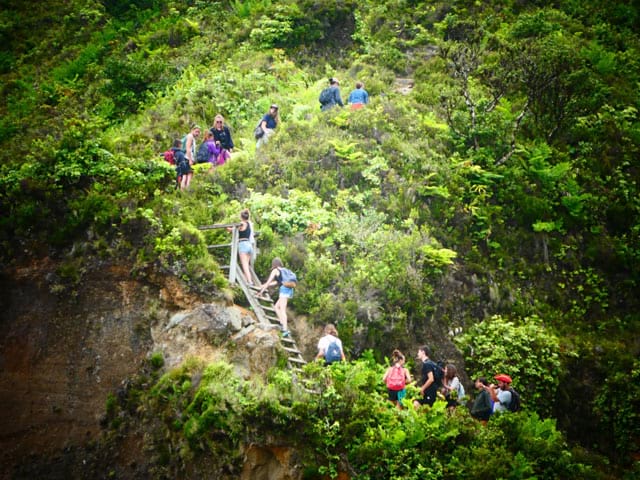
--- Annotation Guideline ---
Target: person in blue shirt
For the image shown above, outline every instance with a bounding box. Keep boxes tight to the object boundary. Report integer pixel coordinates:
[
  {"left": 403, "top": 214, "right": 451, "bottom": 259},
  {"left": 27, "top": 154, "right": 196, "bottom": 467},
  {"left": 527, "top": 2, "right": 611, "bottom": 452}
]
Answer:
[
  {"left": 319, "top": 78, "right": 344, "bottom": 111},
  {"left": 256, "top": 104, "right": 280, "bottom": 148},
  {"left": 347, "top": 81, "right": 369, "bottom": 110}
]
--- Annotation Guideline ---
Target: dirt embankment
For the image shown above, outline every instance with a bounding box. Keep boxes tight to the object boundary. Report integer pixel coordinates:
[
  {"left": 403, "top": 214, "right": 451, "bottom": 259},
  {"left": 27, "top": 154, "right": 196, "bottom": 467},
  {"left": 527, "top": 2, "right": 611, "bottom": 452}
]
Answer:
[{"left": 0, "top": 257, "right": 201, "bottom": 477}]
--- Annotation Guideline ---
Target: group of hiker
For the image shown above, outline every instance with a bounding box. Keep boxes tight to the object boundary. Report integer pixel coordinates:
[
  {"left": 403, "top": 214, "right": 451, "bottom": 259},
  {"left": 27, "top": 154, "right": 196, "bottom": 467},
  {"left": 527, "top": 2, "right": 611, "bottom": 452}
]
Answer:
[
  {"left": 164, "top": 115, "right": 235, "bottom": 190},
  {"left": 318, "top": 77, "right": 370, "bottom": 111},
  {"left": 350, "top": 341, "right": 520, "bottom": 422},
  {"left": 227, "top": 208, "right": 520, "bottom": 424},
  {"left": 162, "top": 78, "right": 369, "bottom": 189},
  {"left": 182, "top": 80, "right": 520, "bottom": 424},
  {"left": 383, "top": 345, "right": 521, "bottom": 422}
]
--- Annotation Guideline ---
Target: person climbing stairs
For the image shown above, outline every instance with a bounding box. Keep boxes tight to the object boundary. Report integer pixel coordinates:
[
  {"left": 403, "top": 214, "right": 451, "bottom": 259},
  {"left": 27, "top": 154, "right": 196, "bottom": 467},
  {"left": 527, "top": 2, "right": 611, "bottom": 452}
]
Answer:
[{"left": 199, "top": 222, "right": 307, "bottom": 370}]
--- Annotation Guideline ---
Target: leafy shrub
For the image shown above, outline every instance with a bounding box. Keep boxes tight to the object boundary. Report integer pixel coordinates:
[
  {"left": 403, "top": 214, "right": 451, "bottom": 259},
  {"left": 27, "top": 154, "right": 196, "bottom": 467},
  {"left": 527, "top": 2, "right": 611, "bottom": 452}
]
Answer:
[
  {"left": 455, "top": 314, "right": 562, "bottom": 416},
  {"left": 113, "top": 356, "right": 594, "bottom": 479}
]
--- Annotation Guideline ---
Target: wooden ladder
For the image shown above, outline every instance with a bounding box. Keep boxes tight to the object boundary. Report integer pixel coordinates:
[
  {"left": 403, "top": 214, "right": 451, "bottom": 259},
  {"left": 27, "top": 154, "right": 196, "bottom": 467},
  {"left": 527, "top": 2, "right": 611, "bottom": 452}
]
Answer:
[
  {"left": 234, "top": 263, "right": 307, "bottom": 371},
  {"left": 199, "top": 223, "right": 306, "bottom": 371}
]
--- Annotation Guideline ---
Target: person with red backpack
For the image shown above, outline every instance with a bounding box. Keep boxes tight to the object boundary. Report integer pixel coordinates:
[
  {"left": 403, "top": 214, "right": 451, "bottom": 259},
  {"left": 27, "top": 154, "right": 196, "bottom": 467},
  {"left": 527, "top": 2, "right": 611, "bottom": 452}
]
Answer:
[
  {"left": 383, "top": 350, "right": 412, "bottom": 409},
  {"left": 168, "top": 138, "right": 187, "bottom": 189}
]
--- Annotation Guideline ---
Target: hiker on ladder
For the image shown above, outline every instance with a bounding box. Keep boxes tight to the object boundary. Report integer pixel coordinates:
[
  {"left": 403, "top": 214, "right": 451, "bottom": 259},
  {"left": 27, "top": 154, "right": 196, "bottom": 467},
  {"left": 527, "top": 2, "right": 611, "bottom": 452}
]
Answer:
[{"left": 257, "top": 257, "right": 297, "bottom": 337}]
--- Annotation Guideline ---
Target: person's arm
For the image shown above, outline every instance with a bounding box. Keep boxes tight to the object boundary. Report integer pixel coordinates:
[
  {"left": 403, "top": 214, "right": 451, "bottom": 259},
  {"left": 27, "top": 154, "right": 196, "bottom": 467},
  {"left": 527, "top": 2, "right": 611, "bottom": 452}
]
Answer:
[
  {"left": 185, "top": 134, "right": 194, "bottom": 164},
  {"left": 404, "top": 368, "right": 412, "bottom": 384},
  {"left": 257, "top": 268, "right": 278, "bottom": 295},
  {"left": 364, "top": 90, "right": 369, "bottom": 104},
  {"left": 335, "top": 89, "right": 344, "bottom": 107},
  {"left": 486, "top": 384, "right": 499, "bottom": 403},
  {"left": 260, "top": 118, "right": 268, "bottom": 132},
  {"left": 420, "top": 371, "right": 434, "bottom": 395},
  {"left": 226, "top": 127, "right": 234, "bottom": 150}
]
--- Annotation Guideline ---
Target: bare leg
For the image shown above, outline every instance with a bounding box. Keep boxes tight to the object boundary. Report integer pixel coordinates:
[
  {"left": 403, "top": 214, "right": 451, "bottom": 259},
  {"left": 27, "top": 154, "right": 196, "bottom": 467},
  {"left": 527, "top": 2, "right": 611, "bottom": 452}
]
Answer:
[
  {"left": 275, "top": 296, "right": 288, "bottom": 331},
  {"left": 181, "top": 173, "right": 191, "bottom": 190},
  {"left": 239, "top": 252, "right": 253, "bottom": 285}
]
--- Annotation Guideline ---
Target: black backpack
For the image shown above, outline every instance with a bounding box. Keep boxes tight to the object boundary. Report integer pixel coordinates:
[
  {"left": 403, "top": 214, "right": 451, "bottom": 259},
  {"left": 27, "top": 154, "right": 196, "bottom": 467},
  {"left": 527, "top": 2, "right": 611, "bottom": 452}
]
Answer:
[
  {"left": 427, "top": 360, "right": 445, "bottom": 387},
  {"left": 507, "top": 387, "right": 521, "bottom": 412}
]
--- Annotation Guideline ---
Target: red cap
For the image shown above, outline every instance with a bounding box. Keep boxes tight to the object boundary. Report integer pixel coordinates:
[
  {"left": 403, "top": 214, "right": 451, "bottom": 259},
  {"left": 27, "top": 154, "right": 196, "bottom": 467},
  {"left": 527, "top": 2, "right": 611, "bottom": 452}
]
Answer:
[{"left": 494, "top": 374, "right": 512, "bottom": 384}]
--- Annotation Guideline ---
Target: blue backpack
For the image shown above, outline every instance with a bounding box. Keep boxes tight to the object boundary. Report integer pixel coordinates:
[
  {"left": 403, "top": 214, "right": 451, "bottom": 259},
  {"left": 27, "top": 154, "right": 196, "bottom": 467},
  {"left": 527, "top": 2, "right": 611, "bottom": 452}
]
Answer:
[
  {"left": 319, "top": 87, "right": 332, "bottom": 105},
  {"left": 195, "top": 141, "right": 210, "bottom": 163},
  {"left": 325, "top": 340, "right": 342, "bottom": 364},
  {"left": 279, "top": 268, "right": 298, "bottom": 288}
]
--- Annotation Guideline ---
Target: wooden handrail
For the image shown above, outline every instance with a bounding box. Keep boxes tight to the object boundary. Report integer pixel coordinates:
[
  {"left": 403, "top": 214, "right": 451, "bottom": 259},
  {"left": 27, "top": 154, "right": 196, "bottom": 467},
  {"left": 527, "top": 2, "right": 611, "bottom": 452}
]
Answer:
[{"left": 198, "top": 222, "right": 242, "bottom": 230}]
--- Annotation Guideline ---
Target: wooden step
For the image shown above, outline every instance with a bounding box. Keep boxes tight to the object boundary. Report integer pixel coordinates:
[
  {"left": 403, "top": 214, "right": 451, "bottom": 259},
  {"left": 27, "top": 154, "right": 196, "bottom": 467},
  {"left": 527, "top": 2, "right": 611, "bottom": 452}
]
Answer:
[
  {"left": 283, "top": 347, "right": 302, "bottom": 355},
  {"left": 287, "top": 357, "right": 306, "bottom": 364}
]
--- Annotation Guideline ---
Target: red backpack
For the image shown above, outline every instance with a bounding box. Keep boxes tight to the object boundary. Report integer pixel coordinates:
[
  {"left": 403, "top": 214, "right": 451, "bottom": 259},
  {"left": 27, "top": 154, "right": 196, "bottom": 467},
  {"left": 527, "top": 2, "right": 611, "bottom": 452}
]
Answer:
[
  {"left": 386, "top": 365, "right": 406, "bottom": 391},
  {"left": 163, "top": 149, "right": 176, "bottom": 165}
]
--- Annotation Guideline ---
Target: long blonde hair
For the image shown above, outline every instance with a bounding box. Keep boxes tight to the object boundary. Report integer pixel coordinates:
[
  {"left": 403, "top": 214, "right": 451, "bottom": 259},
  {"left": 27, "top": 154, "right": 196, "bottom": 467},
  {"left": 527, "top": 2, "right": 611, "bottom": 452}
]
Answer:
[{"left": 213, "top": 114, "right": 225, "bottom": 129}]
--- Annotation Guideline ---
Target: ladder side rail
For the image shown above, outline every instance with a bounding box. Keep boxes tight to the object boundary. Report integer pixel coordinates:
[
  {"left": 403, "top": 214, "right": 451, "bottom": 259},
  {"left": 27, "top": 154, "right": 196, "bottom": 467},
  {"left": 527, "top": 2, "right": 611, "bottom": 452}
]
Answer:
[
  {"left": 229, "top": 225, "right": 239, "bottom": 284},
  {"left": 235, "top": 264, "right": 272, "bottom": 326}
]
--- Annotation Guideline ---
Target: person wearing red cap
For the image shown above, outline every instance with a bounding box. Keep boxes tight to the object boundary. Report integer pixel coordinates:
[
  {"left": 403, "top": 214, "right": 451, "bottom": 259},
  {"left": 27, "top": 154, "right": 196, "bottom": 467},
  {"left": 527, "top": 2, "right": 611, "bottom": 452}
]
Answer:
[{"left": 486, "top": 373, "right": 513, "bottom": 413}]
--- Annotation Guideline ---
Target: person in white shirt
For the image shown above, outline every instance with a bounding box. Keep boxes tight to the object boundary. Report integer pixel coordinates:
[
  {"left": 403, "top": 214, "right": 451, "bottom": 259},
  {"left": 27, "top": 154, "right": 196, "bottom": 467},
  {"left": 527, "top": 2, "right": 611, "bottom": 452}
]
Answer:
[{"left": 316, "top": 324, "right": 346, "bottom": 364}]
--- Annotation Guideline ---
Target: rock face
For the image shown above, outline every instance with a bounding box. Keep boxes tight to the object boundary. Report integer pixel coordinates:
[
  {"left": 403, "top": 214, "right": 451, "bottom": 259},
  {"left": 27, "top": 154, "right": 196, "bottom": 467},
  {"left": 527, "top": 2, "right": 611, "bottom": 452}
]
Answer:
[
  {"left": 0, "top": 257, "right": 283, "bottom": 478},
  {"left": 152, "top": 303, "right": 281, "bottom": 378}
]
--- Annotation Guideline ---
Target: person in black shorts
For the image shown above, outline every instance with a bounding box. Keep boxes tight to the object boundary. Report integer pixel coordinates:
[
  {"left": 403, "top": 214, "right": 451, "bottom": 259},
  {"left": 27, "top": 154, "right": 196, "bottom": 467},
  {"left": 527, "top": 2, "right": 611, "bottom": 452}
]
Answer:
[{"left": 413, "top": 345, "right": 438, "bottom": 409}]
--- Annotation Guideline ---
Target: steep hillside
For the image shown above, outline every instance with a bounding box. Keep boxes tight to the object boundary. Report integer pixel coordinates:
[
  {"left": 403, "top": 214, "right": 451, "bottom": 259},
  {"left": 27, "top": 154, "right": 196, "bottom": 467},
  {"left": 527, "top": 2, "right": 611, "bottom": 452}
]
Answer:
[{"left": 1, "top": 0, "right": 639, "bottom": 478}]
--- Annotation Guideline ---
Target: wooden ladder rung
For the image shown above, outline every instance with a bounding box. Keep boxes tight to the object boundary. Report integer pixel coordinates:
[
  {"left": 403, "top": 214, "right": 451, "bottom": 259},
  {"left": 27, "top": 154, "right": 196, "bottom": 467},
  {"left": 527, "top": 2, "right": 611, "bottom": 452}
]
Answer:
[{"left": 288, "top": 357, "right": 306, "bottom": 364}]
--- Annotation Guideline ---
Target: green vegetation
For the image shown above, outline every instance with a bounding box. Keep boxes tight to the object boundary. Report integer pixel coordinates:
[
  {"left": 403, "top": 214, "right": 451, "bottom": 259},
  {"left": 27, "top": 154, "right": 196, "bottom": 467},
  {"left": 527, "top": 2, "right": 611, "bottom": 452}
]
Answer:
[
  {"left": 2, "top": 0, "right": 639, "bottom": 477},
  {"left": 106, "top": 356, "right": 599, "bottom": 479}
]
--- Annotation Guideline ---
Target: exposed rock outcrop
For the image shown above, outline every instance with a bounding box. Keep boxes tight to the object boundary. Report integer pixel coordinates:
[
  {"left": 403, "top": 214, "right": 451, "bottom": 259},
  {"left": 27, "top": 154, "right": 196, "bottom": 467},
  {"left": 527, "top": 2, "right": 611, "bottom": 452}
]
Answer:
[{"left": 0, "top": 257, "right": 284, "bottom": 479}]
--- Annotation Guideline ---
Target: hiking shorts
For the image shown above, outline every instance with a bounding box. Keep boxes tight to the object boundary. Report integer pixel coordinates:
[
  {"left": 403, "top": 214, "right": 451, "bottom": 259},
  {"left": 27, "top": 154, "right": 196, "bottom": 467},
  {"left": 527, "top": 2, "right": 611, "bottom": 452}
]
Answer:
[
  {"left": 388, "top": 389, "right": 406, "bottom": 402},
  {"left": 416, "top": 387, "right": 437, "bottom": 407},
  {"left": 279, "top": 285, "right": 294, "bottom": 298},
  {"left": 238, "top": 240, "right": 253, "bottom": 255},
  {"left": 177, "top": 162, "right": 192, "bottom": 176}
]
